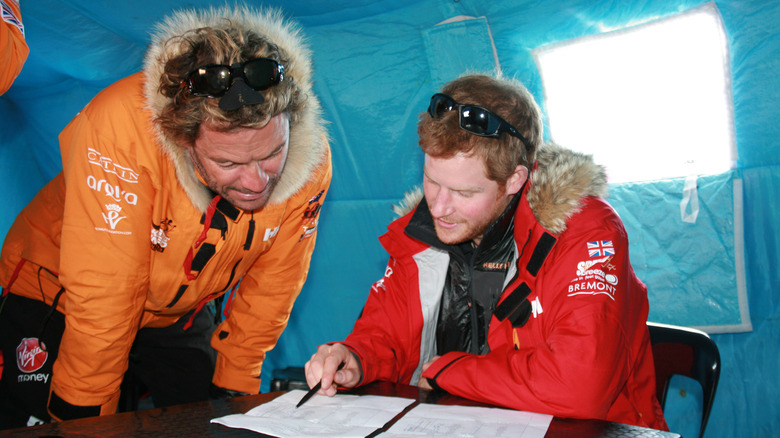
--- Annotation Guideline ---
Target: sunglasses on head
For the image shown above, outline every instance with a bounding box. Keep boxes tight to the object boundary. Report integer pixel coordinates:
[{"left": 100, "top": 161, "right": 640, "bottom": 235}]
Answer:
[
  {"left": 428, "top": 93, "right": 531, "bottom": 150},
  {"left": 183, "top": 57, "right": 285, "bottom": 98}
]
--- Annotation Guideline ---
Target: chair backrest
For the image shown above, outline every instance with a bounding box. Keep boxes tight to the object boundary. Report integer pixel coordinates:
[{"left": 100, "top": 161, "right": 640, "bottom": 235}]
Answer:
[{"left": 647, "top": 321, "right": 721, "bottom": 438}]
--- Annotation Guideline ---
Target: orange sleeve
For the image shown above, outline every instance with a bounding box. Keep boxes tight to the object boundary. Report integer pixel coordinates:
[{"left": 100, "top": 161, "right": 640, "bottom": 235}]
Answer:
[
  {"left": 1, "top": 0, "right": 28, "bottom": 94},
  {"left": 50, "top": 79, "right": 155, "bottom": 413}
]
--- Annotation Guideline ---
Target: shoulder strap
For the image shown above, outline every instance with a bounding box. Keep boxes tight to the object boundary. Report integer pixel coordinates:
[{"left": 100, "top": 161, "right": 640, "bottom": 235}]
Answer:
[{"left": 495, "top": 231, "right": 556, "bottom": 327}]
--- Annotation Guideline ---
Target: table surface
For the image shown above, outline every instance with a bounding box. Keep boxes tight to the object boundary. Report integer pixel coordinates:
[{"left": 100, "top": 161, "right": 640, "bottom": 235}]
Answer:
[{"left": 0, "top": 381, "right": 680, "bottom": 438}]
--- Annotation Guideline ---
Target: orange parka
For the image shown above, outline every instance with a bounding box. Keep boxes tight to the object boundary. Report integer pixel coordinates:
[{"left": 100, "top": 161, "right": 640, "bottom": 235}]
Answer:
[
  {"left": 0, "top": 8, "right": 331, "bottom": 417},
  {"left": 1, "top": 0, "right": 28, "bottom": 94}
]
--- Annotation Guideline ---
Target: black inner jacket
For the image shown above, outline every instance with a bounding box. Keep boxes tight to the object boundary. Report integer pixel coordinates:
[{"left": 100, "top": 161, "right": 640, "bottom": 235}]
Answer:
[{"left": 404, "top": 191, "right": 522, "bottom": 355}]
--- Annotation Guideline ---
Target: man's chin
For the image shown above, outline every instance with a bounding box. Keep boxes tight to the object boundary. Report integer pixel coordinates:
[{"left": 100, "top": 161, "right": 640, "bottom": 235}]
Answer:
[
  {"left": 434, "top": 225, "right": 471, "bottom": 245},
  {"left": 225, "top": 194, "right": 270, "bottom": 212}
]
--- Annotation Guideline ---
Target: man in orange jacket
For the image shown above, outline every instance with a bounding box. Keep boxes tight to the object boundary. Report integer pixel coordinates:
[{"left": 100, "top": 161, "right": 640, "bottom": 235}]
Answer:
[
  {"left": 1, "top": 0, "right": 28, "bottom": 94},
  {"left": 0, "top": 6, "right": 331, "bottom": 428}
]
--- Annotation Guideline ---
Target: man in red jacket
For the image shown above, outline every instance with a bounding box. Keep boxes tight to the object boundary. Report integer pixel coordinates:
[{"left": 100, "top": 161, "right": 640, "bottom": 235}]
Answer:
[{"left": 305, "top": 73, "right": 667, "bottom": 430}]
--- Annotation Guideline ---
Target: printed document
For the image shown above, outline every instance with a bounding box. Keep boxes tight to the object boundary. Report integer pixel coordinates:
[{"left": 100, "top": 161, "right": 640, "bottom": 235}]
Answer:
[
  {"left": 211, "top": 390, "right": 414, "bottom": 437},
  {"left": 381, "top": 402, "right": 552, "bottom": 437},
  {"left": 211, "top": 389, "right": 552, "bottom": 438}
]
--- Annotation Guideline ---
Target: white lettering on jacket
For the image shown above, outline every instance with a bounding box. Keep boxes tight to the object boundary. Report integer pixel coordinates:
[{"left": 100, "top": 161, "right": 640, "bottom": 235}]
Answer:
[
  {"left": 371, "top": 265, "right": 394, "bottom": 293},
  {"left": 264, "top": 226, "right": 279, "bottom": 242},
  {"left": 568, "top": 255, "right": 619, "bottom": 300},
  {"left": 87, "top": 147, "right": 139, "bottom": 183},
  {"left": 87, "top": 175, "right": 138, "bottom": 205},
  {"left": 17, "top": 373, "right": 49, "bottom": 384}
]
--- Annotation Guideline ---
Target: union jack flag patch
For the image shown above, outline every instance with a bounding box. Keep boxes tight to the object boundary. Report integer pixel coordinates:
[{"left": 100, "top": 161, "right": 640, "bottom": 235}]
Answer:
[
  {"left": 1, "top": 0, "right": 24, "bottom": 37},
  {"left": 587, "top": 240, "right": 614, "bottom": 257}
]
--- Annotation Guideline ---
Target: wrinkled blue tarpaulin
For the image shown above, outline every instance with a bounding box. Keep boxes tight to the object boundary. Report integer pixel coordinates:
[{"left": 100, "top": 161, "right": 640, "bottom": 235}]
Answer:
[{"left": 1, "top": 1, "right": 777, "bottom": 436}]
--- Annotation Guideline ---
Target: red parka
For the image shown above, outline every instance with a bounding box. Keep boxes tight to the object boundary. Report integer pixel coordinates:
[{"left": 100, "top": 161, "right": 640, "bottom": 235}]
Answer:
[{"left": 343, "top": 144, "right": 667, "bottom": 430}]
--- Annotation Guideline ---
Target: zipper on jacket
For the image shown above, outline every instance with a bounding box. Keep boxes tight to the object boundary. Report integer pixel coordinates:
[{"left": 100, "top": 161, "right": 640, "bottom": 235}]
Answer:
[{"left": 244, "top": 211, "right": 255, "bottom": 250}]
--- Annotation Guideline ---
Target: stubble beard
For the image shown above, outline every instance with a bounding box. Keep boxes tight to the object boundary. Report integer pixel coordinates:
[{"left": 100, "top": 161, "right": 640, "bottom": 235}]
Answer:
[{"left": 433, "top": 195, "right": 511, "bottom": 246}]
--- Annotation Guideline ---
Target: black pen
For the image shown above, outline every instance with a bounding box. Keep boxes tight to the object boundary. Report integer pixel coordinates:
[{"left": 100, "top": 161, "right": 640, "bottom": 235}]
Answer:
[{"left": 296, "top": 361, "right": 345, "bottom": 408}]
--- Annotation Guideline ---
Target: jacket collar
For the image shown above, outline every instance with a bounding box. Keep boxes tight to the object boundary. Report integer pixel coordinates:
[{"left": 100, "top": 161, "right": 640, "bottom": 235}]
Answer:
[{"left": 404, "top": 187, "right": 521, "bottom": 260}]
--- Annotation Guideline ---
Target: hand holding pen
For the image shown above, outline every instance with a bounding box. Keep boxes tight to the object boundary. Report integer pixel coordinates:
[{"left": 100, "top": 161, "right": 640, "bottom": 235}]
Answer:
[
  {"left": 297, "top": 361, "right": 345, "bottom": 407},
  {"left": 300, "top": 343, "right": 362, "bottom": 405}
]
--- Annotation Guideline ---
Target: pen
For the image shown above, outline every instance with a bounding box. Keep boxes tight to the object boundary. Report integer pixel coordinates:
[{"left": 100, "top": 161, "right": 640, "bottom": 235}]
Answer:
[{"left": 296, "top": 361, "right": 345, "bottom": 408}]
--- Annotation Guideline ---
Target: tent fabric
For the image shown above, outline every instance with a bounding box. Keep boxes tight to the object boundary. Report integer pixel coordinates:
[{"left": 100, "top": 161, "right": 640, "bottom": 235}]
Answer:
[
  {"left": 610, "top": 170, "right": 751, "bottom": 333},
  {"left": 1, "top": 1, "right": 778, "bottom": 437}
]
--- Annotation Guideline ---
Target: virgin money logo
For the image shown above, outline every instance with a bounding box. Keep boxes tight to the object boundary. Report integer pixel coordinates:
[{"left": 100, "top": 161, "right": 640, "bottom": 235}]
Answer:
[{"left": 17, "top": 338, "right": 48, "bottom": 373}]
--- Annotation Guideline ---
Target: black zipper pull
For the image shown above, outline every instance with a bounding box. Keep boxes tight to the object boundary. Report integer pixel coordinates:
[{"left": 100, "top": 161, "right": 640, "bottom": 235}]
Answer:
[{"left": 244, "top": 217, "right": 255, "bottom": 250}]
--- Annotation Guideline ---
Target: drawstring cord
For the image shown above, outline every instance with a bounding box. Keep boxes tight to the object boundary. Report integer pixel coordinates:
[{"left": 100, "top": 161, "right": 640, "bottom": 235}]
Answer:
[
  {"left": 36, "top": 287, "right": 65, "bottom": 351},
  {"left": 183, "top": 196, "right": 221, "bottom": 281}
]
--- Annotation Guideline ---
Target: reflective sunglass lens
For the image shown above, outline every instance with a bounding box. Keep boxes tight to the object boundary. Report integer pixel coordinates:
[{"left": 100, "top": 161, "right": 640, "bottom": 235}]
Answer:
[
  {"left": 189, "top": 66, "right": 231, "bottom": 97},
  {"left": 460, "top": 107, "right": 499, "bottom": 136},
  {"left": 243, "top": 59, "right": 282, "bottom": 90},
  {"left": 429, "top": 94, "right": 454, "bottom": 118}
]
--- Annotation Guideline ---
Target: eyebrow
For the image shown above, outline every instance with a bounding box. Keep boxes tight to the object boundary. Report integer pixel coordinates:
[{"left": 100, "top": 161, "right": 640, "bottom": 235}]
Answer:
[
  {"left": 260, "top": 141, "right": 286, "bottom": 160},
  {"left": 423, "top": 168, "right": 483, "bottom": 193},
  {"left": 214, "top": 140, "right": 286, "bottom": 164}
]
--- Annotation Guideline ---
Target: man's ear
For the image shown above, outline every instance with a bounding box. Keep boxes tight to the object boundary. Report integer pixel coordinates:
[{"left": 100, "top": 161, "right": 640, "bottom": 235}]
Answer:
[{"left": 504, "top": 165, "right": 529, "bottom": 195}]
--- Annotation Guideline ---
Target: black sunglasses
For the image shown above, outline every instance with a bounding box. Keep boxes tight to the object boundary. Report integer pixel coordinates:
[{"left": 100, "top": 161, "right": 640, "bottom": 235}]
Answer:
[
  {"left": 428, "top": 93, "right": 531, "bottom": 150},
  {"left": 183, "top": 58, "right": 285, "bottom": 98}
]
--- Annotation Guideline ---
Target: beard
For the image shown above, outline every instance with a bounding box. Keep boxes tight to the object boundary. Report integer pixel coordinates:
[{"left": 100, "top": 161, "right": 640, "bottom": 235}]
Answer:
[{"left": 432, "top": 195, "right": 510, "bottom": 245}]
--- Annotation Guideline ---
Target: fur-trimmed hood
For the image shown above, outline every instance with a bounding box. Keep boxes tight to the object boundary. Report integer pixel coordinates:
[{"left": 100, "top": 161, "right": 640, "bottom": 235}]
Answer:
[
  {"left": 143, "top": 6, "right": 327, "bottom": 212},
  {"left": 394, "top": 143, "right": 608, "bottom": 235}
]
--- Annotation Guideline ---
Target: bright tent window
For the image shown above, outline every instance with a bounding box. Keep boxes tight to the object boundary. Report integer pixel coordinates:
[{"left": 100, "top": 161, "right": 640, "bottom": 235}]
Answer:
[{"left": 533, "top": 2, "right": 735, "bottom": 184}]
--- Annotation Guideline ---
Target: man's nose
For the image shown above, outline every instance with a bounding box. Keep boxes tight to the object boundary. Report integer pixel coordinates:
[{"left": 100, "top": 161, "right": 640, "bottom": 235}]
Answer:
[
  {"left": 428, "top": 188, "right": 452, "bottom": 217},
  {"left": 241, "top": 163, "right": 270, "bottom": 192}
]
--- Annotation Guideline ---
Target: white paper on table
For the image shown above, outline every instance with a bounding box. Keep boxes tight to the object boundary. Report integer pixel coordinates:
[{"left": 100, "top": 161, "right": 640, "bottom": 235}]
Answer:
[
  {"left": 381, "top": 403, "right": 553, "bottom": 438},
  {"left": 211, "top": 389, "right": 416, "bottom": 438}
]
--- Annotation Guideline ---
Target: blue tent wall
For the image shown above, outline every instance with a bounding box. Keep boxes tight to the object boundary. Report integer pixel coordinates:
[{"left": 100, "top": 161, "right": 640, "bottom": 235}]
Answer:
[{"left": 1, "top": 1, "right": 777, "bottom": 436}]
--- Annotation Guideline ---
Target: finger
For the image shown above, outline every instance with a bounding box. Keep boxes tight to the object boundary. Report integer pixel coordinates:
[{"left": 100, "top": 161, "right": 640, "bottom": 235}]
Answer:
[
  {"left": 318, "top": 354, "right": 342, "bottom": 393},
  {"left": 304, "top": 351, "right": 327, "bottom": 388}
]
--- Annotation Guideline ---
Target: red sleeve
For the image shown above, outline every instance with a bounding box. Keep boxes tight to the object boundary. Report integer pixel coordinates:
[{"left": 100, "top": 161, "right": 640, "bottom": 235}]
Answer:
[{"left": 343, "top": 253, "right": 423, "bottom": 386}]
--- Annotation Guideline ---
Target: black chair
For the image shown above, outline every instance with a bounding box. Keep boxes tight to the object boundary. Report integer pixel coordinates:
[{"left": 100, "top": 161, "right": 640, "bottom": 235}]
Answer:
[
  {"left": 647, "top": 321, "right": 721, "bottom": 438},
  {"left": 270, "top": 366, "right": 308, "bottom": 392}
]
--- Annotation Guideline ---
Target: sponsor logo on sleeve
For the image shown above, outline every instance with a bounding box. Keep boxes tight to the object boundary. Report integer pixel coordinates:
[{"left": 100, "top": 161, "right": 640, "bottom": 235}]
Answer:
[
  {"left": 151, "top": 219, "right": 175, "bottom": 252},
  {"left": 298, "top": 191, "right": 324, "bottom": 242},
  {"left": 298, "top": 219, "right": 318, "bottom": 241},
  {"left": 371, "top": 265, "right": 394, "bottom": 294},
  {"left": 567, "top": 255, "right": 619, "bottom": 300},
  {"left": 86, "top": 175, "right": 138, "bottom": 205},
  {"left": 87, "top": 148, "right": 139, "bottom": 184},
  {"left": 16, "top": 338, "right": 50, "bottom": 384},
  {"left": 95, "top": 204, "right": 131, "bottom": 235}
]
